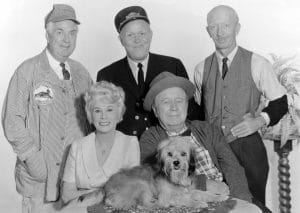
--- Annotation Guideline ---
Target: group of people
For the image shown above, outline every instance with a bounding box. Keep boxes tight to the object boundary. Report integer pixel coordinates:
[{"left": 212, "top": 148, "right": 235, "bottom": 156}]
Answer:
[{"left": 2, "top": 3, "right": 287, "bottom": 213}]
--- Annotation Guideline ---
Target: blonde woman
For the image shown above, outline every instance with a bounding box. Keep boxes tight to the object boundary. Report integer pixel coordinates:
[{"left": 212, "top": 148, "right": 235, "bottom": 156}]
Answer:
[{"left": 61, "top": 81, "right": 140, "bottom": 208}]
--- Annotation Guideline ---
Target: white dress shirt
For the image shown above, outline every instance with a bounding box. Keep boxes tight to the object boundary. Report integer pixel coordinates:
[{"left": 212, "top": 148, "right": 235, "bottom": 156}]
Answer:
[
  {"left": 193, "top": 46, "right": 287, "bottom": 125},
  {"left": 46, "top": 49, "right": 71, "bottom": 80},
  {"left": 63, "top": 131, "right": 140, "bottom": 189},
  {"left": 127, "top": 55, "right": 149, "bottom": 83}
]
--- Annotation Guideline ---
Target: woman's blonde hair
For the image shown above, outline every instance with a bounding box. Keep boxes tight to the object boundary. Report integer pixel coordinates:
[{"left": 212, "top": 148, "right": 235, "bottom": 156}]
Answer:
[{"left": 84, "top": 81, "right": 126, "bottom": 124}]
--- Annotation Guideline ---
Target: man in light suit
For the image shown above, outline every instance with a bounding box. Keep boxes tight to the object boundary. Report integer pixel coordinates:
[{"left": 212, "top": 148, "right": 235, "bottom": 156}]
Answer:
[
  {"left": 97, "top": 6, "right": 201, "bottom": 139},
  {"left": 2, "top": 4, "right": 92, "bottom": 212}
]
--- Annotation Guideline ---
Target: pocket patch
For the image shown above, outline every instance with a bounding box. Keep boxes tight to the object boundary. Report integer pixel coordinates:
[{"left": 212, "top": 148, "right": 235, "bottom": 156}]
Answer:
[{"left": 33, "top": 83, "right": 54, "bottom": 105}]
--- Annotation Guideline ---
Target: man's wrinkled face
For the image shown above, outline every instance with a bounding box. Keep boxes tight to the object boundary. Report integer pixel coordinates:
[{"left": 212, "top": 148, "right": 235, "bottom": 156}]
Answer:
[
  {"left": 153, "top": 87, "right": 188, "bottom": 132},
  {"left": 206, "top": 7, "right": 240, "bottom": 55},
  {"left": 119, "top": 19, "right": 152, "bottom": 62},
  {"left": 46, "top": 20, "right": 78, "bottom": 62}
]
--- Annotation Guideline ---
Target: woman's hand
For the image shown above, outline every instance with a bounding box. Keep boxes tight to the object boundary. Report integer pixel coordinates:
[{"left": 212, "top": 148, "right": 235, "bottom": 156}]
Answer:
[{"left": 77, "top": 189, "right": 104, "bottom": 206}]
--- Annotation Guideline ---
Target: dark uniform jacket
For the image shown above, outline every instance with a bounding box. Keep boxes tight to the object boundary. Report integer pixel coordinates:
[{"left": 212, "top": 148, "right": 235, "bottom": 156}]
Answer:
[{"left": 96, "top": 53, "right": 191, "bottom": 138}]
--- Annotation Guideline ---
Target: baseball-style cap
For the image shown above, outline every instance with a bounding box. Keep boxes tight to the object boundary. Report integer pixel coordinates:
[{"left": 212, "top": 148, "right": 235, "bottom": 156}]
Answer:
[
  {"left": 45, "top": 4, "right": 80, "bottom": 27},
  {"left": 114, "top": 6, "right": 150, "bottom": 33}
]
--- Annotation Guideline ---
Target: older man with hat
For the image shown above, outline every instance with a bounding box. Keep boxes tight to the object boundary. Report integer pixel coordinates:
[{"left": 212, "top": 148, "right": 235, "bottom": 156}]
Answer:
[
  {"left": 2, "top": 4, "right": 92, "bottom": 212},
  {"left": 97, "top": 6, "right": 201, "bottom": 139},
  {"left": 140, "top": 71, "right": 254, "bottom": 204}
]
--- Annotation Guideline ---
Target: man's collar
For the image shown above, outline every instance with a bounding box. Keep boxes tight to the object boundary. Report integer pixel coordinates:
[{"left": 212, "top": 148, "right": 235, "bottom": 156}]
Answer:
[
  {"left": 127, "top": 55, "right": 149, "bottom": 69},
  {"left": 216, "top": 46, "right": 238, "bottom": 62},
  {"left": 46, "top": 49, "right": 71, "bottom": 80},
  {"left": 46, "top": 49, "right": 61, "bottom": 70}
]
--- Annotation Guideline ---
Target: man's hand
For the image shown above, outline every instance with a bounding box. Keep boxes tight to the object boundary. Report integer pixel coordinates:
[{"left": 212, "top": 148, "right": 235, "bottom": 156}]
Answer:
[
  {"left": 231, "top": 113, "right": 266, "bottom": 138},
  {"left": 206, "top": 179, "right": 230, "bottom": 196}
]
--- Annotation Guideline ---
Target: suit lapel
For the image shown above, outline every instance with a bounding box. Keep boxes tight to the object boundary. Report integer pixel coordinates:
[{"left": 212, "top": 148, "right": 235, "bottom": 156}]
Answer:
[{"left": 145, "top": 53, "right": 160, "bottom": 85}]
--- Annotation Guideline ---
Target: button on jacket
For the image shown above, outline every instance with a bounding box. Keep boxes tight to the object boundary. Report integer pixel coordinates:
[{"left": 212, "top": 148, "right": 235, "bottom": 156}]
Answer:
[{"left": 97, "top": 53, "right": 189, "bottom": 138}]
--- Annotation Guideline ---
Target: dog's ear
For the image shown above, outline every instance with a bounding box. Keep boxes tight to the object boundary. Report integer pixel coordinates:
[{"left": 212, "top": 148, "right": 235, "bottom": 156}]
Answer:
[
  {"left": 149, "top": 150, "right": 167, "bottom": 177},
  {"left": 188, "top": 150, "right": 196, "bottom": 176},
  {"left": 142, "top": 152, "right": 164, "bottom": 176},
  {"left": 155, "top": 151, "right": 165, "bottom": 176}
]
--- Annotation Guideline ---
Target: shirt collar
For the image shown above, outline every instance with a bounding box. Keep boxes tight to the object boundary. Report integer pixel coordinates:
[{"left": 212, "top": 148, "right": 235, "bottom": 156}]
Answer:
[
  {"left": 215, "top": 46, "right": 238, "bottom": 65},
  {"left": 164, "top": 123, "right": 188, "bottom": 137},
  {"left": 127, "top": 55, "right": 149, "bottom": 81},
  {"left": 46, "top": 49, "right": 71, "bottom": 80}
]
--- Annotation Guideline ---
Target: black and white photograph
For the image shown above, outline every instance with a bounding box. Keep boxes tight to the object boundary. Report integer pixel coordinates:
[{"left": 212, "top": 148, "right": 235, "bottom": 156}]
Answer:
[{"left": 0, "top": 0, "right": 300, "bottom": 212}]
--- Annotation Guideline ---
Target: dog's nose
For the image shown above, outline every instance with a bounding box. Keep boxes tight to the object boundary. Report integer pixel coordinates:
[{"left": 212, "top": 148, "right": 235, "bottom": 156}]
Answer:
[{"left": 173, "top": 160, "right": 180, "bottom": 166}]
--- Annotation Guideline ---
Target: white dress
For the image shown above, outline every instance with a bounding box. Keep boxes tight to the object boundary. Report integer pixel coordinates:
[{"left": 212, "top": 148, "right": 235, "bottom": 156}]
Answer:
[{"left": 63, "top": 131, "right": 140, "bottom": 189}]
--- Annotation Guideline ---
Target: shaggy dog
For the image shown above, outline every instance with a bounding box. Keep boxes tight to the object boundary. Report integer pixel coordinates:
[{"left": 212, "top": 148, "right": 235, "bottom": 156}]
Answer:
[{"left": 103, "top": 137, "right": 228, "bottom": 210}]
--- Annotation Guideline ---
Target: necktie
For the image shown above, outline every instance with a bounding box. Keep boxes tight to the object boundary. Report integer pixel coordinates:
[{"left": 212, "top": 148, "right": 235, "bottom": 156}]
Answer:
[
  {"left": 137, "top": 63, "right": 144, "bottom": 90},
  {"left": 222, "top": 57, "right": 228, "bottom": 79},
  {"left": 59, "top": 63, "right": 70, "bottom": 80}
]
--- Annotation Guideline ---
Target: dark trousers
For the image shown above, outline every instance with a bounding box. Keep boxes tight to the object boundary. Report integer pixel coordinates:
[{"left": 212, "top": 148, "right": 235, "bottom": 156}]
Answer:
[{"left": 229, "top": 132, "right": 269, "bottom": 205}]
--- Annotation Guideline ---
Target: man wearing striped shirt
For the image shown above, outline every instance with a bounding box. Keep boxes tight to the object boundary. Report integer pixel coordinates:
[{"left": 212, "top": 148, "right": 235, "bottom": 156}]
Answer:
[{"left": 2, "top": 4, "right": 92, "bottom": 212}]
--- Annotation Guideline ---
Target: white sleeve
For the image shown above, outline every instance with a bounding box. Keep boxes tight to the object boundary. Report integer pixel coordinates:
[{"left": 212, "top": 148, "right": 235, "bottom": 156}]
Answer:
[
  {"left": 193, "top": 61, "right": 205, "bottom": 105},
  {"left": 63, "top": 142, "right": 78, "bottom": 183},
  {"left": 251, "top": 53, "right": 286, "bottom": 100}
]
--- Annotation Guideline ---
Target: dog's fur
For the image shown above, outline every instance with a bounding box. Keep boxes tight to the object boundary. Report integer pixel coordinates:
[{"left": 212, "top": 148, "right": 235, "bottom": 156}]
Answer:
[{"left": 103, "top": 137, "right": 228, "bottom": 210}]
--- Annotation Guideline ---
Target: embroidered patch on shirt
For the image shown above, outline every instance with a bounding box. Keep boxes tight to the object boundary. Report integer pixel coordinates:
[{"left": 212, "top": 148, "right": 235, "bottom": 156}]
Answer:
[{"left": 33, "top": 83, "right": 54, "bottom": 105}]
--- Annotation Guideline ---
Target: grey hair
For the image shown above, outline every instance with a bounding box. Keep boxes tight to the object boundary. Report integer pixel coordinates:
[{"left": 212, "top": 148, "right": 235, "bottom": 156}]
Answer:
[
  {"left": 84, "top": 81, "right": 126, "bottom": 124},
  {"left": 45, "top": 22, "right": 54, "bottom": 34},
  {"left": 45, "top": 21, "right": 79, "bottom": 34}
]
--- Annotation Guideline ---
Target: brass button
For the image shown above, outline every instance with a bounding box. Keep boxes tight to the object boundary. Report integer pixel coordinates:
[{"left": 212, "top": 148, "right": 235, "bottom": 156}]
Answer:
[{"left": 135, "top": 115, "right": 140, "bottom": 120}]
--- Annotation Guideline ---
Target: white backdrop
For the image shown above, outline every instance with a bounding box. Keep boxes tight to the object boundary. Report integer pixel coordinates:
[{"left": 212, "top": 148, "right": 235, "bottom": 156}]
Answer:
[{"left": 1, "top": 0, "right": 300, "bottom": 212}]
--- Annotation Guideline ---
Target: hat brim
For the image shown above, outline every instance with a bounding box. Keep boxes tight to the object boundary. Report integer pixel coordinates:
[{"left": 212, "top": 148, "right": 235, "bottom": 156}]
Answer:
[
  {"left": 143, "top": 77, "right": 195, "bottom": 111},
  {"left": 51, "top": 17, "right": 80, "bottom": 25},
  {"left": 118, "top": 17, "right": 149, "bottom": 32}
]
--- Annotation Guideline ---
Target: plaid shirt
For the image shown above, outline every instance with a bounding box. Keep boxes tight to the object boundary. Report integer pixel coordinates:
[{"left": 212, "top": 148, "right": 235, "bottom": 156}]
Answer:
[{"left": 190, "top": 134, "right": 223, "bottom": 181}]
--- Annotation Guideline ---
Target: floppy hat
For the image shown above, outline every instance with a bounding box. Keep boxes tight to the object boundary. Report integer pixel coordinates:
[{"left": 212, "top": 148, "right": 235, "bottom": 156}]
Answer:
[
  {"left": 45, "top": 4, "right": 80, "bottom": 27},
  {"left": 114, "top": 6, "right": 150, "bottom": 33},
  {"left": 143, "top": 72, "right": 195, "bottom": 111}
]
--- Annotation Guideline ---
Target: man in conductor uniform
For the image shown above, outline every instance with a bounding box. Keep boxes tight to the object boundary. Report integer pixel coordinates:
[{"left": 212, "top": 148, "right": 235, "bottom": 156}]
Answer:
[{"left": 97, "top": 6, "right": 199, "bottom": 138}]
